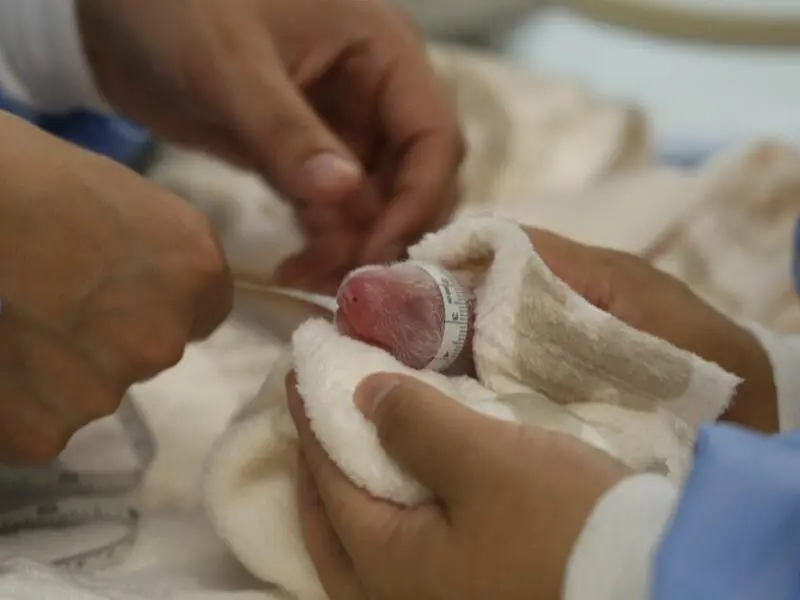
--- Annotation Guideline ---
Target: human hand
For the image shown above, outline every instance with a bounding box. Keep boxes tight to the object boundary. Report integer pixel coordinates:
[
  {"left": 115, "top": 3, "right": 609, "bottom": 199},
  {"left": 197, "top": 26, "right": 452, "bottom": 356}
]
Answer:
[
  {"left": 0, "top": 111, "right": 231, "bottom": 465},
  {"left": 76, "top": 0, "right": 463, "bottom": 294},
  {"left": 525, "top": 227, "right": 779, "bottom": 433},
  {"left": 288, "top": 371, "right": 630, "bottom": 600}
]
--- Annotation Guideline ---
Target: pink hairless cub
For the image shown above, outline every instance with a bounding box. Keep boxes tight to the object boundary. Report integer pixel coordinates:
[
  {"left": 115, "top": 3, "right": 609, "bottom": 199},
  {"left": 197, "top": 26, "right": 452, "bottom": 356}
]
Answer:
[{"left": 335, "top": 262, "right": 476, "bottom": 376}]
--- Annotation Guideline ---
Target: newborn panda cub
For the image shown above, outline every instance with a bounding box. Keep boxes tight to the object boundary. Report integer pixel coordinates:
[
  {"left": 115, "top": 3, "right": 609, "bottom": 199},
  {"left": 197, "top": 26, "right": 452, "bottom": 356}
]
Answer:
[{"left": 335, "top": 262, "right": 476, "bottom": 376}]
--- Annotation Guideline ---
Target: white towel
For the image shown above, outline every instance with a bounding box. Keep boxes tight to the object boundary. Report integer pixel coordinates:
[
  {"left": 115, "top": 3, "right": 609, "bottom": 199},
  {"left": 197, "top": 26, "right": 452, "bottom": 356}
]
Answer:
[{"left": 203, "top": 215, "right": 740, "bottom": 600}]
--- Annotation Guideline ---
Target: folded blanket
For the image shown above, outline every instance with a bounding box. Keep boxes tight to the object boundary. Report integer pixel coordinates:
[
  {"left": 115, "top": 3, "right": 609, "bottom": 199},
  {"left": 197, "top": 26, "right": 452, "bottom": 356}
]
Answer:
[
  {"left": 648, "top": 142, "right": 800, "bottom": 334},
  {"left": 203, "top": 216, "right": 740, "bottom": 600}
]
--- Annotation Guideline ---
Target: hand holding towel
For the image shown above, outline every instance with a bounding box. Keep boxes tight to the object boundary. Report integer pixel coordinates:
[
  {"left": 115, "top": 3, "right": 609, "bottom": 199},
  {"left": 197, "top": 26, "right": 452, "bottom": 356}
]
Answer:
[{"left": 204, "top": 216, "right": 740, "bottom": 599}]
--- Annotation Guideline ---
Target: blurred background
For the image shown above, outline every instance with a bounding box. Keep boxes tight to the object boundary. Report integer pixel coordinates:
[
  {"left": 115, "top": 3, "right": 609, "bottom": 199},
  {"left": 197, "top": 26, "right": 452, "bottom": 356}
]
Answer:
[
  {"left": 2, "top": 0, "right": 797, "bottom": 174},
  {"left": 396, "top": 0, "right": 800, "bottom": 168}
]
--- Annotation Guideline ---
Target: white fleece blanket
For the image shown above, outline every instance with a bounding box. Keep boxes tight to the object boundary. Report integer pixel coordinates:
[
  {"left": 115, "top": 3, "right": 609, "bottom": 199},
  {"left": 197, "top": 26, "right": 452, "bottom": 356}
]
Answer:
[{"left": 203, "top": 216, "right": 740, "bottom": 600}]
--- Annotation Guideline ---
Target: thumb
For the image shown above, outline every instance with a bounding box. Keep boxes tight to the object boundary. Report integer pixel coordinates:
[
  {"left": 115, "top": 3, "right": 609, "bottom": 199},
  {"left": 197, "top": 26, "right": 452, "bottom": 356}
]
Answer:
[
  {"left": 223, "top": 35, "right": 362, "bottom": 205},
  {"left": 355, "top": 373, "right": 508, "bottom": 504}
]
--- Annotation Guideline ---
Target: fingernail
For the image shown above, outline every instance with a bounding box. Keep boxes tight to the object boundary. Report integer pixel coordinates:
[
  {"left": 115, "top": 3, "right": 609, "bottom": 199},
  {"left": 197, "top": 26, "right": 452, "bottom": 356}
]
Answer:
[
  {"left": 355, "top": 374, "right": 401, "bottom": 419},
  {"left": 304, "top": 153, "right": 361, "bottom": 197}
]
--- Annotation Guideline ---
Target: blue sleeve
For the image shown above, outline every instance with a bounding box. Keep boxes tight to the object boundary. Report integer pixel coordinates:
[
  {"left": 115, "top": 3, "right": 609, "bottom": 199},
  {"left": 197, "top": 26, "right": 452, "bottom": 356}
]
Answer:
[
  {"left": 653, "top": 424, "right": 800, "bottom": 600},
  {"left": 0, "top": 87, "right": 155, "bottom": 172}
]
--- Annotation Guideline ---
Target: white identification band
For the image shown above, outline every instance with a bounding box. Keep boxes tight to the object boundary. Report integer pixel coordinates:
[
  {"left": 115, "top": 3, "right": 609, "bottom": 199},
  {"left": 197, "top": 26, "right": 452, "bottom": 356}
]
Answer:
[{"left": 411, "top": 262, "right": 471, "bottom": 372}]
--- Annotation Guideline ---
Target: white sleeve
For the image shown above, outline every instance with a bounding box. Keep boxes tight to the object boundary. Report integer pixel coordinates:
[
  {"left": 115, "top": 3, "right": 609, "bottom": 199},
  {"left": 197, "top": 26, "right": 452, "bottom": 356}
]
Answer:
[
  {"left": 739, "top": 321, "right": 800, "bottom": 432},
  {"left": 0, "top": 0, "right": 108, "bottom": 112},
  {"left": 563, "top": 473, "right": 678, "bottom": 600}
]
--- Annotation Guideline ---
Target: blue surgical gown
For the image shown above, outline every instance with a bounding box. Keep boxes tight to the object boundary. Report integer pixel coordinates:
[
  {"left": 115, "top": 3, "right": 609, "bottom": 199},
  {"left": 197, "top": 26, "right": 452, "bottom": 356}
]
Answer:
[{"left": 654, "top": 425, "right": 800, "bottom": 599}]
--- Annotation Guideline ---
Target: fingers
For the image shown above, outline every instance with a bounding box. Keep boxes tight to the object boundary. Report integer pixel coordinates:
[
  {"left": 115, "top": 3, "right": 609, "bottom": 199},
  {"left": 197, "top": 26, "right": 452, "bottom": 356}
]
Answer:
[
  {"left": 361, "top": 134, "right": 462, "bottom": 265},
  {"left": 186, "top": 231, "right": 234, "bottom": 341},
  {"left": 218, "top": 23, "right": 363, "bottom": 206},
  {"left": 356, "top": 30, "right": 464, "bottom": 263},
  {"left": 287, "top": 371, "right": 451, "bottom": 592},
  {"left": 354, "top": 373, "right": 509, "bottom": 506},
  {"left": 296, "top": 452, "right": 362, "bottom": 599},
  {"left": 286, "top": 374, "right": 452, "bottom": 598}
]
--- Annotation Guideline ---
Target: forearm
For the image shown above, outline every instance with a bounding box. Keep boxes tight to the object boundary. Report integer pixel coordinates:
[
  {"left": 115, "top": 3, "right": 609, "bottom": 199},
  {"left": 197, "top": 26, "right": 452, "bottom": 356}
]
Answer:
[{"left": 0, "top": 0, "right": 106, "bottom": 112}]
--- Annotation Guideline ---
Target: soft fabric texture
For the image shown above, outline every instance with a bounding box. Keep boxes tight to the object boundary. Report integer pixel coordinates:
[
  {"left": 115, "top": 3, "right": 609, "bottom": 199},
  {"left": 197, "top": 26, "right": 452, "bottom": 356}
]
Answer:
[
  {"left": 203, "top": 215, "right": 740, "bottom": 599},
  {"left": 650, "top": 143, "right": 800, "bottom": 334}
]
